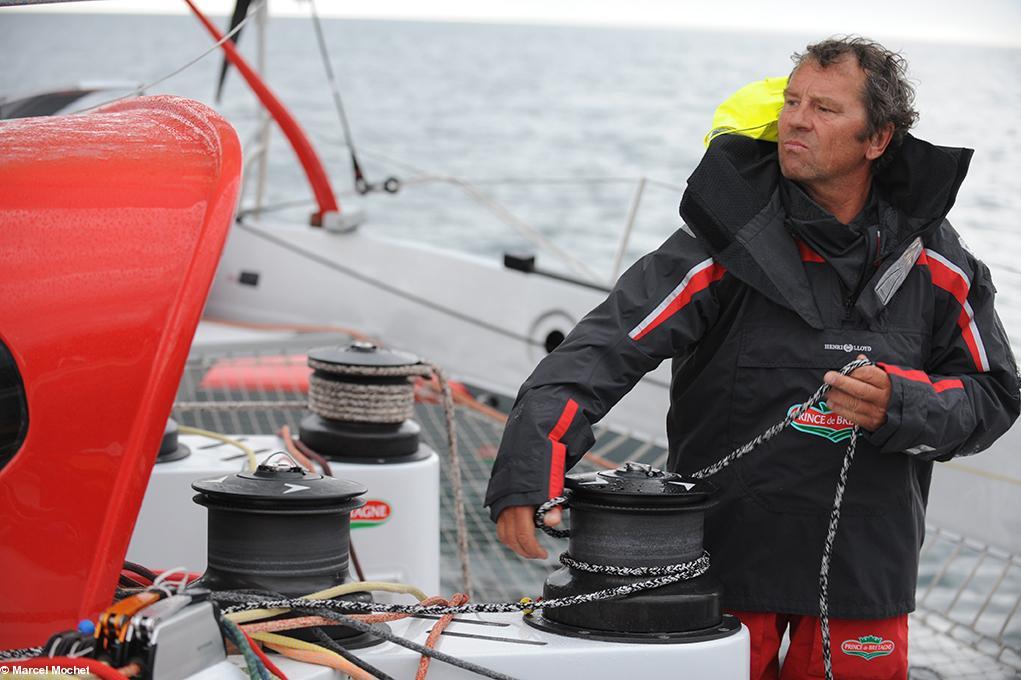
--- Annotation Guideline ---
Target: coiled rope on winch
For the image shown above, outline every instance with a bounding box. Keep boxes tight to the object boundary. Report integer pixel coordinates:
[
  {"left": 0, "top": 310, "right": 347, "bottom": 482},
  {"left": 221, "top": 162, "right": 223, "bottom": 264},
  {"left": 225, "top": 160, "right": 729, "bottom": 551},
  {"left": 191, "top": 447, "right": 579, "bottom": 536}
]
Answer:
[
  {"left": 215, "top": 358, "right": 870, "bottom": 680},
  {"left": 307, "top": 358, "right": 432, "bottom": 423},
  {"left": 306, "top": 356, "right": 473, "bottom": 598}
]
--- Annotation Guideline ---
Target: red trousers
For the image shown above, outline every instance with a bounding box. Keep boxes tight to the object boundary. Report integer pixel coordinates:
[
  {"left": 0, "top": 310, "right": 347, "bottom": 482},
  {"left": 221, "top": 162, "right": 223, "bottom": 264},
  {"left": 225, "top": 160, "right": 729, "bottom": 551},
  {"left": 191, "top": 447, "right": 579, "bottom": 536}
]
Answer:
[{"left": 729, "top": 610, "right": 908, "bottom": 680}]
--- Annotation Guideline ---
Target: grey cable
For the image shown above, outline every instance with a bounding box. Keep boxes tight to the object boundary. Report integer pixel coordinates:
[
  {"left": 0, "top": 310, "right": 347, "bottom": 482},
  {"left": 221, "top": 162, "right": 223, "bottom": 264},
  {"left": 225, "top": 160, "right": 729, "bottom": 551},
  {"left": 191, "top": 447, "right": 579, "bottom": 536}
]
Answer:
[
  {"left": 307, "top": 0, "right": 357, "bottom": 157},
  {"left": 312, "top": 629, "right": 396, "bottom": 680}
]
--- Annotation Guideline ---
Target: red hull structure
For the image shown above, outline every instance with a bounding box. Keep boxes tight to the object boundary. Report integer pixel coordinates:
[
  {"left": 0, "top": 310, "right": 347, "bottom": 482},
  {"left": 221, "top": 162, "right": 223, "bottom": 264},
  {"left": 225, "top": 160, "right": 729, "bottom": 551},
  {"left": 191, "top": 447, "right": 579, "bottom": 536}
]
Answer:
[{"left": 0, "top": 96, "right": 241, "bottom": 646}]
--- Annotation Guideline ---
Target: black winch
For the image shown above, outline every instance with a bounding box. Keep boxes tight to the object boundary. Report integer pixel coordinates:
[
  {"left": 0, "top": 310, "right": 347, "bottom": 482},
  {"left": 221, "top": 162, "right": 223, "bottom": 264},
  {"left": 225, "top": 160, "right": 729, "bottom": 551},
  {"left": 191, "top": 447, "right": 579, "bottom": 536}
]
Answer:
[
  {"left": 298, "top": 342, "right": 430, "bottom": 463},
  {"left": 527, "top": 462, "right": 742, "bottom": 643},
  {"left": 191, "top": 453, "right": 382, "bottom": 647}
]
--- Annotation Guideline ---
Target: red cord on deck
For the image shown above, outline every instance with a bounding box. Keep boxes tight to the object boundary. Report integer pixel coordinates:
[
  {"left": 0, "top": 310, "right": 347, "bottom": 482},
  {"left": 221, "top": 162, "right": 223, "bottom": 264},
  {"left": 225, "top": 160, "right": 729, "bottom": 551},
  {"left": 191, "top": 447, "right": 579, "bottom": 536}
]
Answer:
[
  {"left": 240, "top": 628, "right": 290, "bottom": 680},
  {"left": 183, "top": 0, "right": 340, "bottom": 223}
]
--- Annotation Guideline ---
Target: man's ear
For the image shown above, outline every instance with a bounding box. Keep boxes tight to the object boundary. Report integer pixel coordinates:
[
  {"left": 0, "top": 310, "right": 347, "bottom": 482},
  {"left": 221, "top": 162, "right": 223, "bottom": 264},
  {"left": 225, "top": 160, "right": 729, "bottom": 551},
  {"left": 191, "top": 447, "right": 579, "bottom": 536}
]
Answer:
[{"left": 865, "top": 122, "right": 895, "bottom": 161}]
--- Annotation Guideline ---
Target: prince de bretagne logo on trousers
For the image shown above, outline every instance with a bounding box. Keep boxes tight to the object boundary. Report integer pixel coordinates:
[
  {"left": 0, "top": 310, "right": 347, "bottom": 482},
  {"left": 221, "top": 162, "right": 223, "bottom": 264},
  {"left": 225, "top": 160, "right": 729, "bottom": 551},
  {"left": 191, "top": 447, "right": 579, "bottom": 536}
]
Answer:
[{"left": 841, "top": 635, "right": 896, "bottom": 660}]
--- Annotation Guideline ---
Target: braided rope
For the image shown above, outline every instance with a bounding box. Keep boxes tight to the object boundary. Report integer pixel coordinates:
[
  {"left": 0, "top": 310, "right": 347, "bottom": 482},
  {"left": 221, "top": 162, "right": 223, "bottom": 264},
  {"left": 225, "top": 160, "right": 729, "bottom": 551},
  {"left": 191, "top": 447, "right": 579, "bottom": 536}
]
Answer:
[
  {"left": 819, "top": 426, "right": 860, "bottom": 678},
  {"left": 307, "top": 358, "right": 431, "bottom": 424},
  {"left": 424, "top": 361, "right": 473, "bottom": 600},
  {"left": 0, "top": 646, "right": 41, "bottom": 661},
  {"left": 560, "top": 551, "right": 710, "bottom": 578},
  {"left": 214, "top": 553, "right": 707, "bottom": 615},
  {"left": 308, "top": 373, "right": 415, "bottom": 422},
  {"left": 534, "top": 496, "right": 570, "bottom": 538}
]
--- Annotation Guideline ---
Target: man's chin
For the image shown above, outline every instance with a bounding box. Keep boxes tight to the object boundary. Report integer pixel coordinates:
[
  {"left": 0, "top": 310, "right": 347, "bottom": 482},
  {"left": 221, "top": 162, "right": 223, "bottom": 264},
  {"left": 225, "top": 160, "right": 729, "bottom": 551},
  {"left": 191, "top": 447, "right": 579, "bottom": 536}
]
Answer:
[{"left": 778, "top": 156, "right": 810, "bottom": 182}]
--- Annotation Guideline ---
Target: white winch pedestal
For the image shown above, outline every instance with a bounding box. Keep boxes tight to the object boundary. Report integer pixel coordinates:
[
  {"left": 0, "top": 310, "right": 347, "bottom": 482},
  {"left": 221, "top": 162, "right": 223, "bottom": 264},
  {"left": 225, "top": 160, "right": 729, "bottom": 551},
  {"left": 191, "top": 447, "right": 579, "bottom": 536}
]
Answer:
[
  {"left": 128, "top": 433, "right": 440, "bottom": 596},
  {"left": 201, "top": 614, "right": 748, "bottom": 680}
]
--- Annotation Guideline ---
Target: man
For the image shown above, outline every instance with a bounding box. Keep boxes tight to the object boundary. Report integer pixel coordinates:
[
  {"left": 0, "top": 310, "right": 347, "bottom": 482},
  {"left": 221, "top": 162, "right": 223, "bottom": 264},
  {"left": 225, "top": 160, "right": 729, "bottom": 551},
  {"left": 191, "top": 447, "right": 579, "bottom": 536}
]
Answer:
[{"left": 484, "top": 37, "right": 1020, "bottom": 680}]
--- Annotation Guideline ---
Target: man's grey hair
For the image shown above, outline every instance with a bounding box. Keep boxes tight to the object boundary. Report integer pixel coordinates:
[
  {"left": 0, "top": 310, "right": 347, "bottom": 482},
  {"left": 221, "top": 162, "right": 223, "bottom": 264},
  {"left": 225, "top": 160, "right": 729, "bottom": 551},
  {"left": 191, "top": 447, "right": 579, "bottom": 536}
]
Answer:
[{"left": 792, "top": 36, "right": 919, "bottom": 170}]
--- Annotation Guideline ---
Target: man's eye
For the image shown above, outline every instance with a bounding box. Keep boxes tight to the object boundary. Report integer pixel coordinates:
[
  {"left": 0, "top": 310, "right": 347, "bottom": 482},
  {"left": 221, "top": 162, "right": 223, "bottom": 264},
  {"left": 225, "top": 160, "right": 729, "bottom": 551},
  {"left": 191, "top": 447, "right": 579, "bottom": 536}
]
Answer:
[
  {"left": 784, "top": 99, "right": 799, "bottom": 107},
  {"left": 819, "top": 106, "right": 834, "bottom": 113}
]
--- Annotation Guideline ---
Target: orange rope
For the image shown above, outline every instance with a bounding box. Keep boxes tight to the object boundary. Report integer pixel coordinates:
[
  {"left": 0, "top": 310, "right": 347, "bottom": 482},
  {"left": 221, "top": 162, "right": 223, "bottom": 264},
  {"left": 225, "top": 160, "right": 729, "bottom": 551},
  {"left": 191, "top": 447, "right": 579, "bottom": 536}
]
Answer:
[
  {"left": 243, "top": 615, "right": 337, "bottom": 635},
  {"left": 416, "top": 593, "right": 469, "bottom": 680}
]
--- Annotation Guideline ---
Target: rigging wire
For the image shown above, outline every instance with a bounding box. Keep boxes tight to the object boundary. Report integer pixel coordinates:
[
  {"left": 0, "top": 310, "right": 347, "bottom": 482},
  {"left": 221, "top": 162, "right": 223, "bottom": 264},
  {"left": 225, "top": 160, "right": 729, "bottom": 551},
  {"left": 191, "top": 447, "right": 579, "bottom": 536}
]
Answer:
[
  {"left": 71, "top": 0, "right": 265, "bottom": 115},
  {"left": 306, "top": 0, "right": 374, "bottom": 195}
]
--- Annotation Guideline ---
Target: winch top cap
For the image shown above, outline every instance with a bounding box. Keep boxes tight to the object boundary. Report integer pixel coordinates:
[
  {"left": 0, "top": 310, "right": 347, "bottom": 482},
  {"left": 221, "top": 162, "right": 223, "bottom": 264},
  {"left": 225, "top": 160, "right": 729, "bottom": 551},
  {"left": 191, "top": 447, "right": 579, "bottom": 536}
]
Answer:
[
  {"left": 192, "top": 451, "right": 367, "bottom": 506},
  {"left": 566, "top": 461, "right": 715, "bottom": 503},
  {"left": 308, "top": 342, "right": 421, "bottom": 368}
]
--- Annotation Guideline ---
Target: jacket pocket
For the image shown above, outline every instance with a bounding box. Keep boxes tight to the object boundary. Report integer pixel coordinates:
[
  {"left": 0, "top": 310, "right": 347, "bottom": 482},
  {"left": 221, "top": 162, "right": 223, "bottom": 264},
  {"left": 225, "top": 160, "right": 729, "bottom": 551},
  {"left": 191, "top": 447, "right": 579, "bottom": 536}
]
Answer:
[{"left": 727, "top": 326, "right": 925, "bottom": 517}]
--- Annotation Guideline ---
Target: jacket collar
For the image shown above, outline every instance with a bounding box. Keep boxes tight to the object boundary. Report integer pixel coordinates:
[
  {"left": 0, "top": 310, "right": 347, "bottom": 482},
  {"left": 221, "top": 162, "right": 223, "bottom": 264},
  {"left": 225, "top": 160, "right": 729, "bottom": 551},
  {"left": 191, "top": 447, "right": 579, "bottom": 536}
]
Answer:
[{"left": 679, "top": 134, "right": 972, "bottom": 328}]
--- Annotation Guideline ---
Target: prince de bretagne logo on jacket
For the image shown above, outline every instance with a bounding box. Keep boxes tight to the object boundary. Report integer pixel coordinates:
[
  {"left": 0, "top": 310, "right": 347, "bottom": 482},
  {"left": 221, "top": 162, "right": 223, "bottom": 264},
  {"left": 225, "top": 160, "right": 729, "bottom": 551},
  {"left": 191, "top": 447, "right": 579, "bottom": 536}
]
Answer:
[{"left": 787, "top": 401, "right": 855, "bottom": 443}]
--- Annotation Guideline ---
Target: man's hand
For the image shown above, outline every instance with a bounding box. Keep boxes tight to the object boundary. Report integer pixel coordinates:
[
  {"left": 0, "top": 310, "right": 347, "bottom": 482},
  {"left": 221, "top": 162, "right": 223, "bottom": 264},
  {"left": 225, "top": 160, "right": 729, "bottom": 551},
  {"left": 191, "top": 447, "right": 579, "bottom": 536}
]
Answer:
[
  {"left": 823, "top": 355, "right": 891, "bottom": 431},
  {"left": 496, "top": 505, "right": 563, "bottom": 559}
]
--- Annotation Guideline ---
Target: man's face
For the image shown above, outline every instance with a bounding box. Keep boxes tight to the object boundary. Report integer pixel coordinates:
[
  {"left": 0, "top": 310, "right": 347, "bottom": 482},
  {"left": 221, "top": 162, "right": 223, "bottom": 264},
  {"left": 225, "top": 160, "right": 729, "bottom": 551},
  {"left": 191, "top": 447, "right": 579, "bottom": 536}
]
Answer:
[{"left": 778, "top": 57, "right": 881, "bottom": 186}]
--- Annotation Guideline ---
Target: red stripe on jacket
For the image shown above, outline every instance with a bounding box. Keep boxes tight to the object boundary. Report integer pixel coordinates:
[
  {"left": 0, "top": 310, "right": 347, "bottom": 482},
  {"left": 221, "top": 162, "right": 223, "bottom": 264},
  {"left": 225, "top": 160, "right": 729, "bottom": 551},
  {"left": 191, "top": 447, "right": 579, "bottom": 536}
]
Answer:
[
  {"left": 878, "top": 363, "right": 964, "bottom": 393},
  {"left": 926, "top": 256, "right": 969, "bottom": 307},
  {"left": 917, "top": 249, "right": 989, "bottom": 372},
  {"left": 631, "top": 263, "right": 726, "bottom": 341},
  {"left": 547, "top": 399, "right": 579, "bottom": 497}
]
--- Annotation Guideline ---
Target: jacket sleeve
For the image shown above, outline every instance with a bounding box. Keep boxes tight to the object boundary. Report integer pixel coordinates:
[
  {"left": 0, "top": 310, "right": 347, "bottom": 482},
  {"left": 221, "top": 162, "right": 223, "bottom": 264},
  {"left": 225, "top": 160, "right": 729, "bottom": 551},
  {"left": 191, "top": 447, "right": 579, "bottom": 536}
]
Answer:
[
  {"left": 484, "top": 228, "right": 727, "bottom": 520},
  {"left": 867, "top": 235, "right": 1021, "bottom": 461}
]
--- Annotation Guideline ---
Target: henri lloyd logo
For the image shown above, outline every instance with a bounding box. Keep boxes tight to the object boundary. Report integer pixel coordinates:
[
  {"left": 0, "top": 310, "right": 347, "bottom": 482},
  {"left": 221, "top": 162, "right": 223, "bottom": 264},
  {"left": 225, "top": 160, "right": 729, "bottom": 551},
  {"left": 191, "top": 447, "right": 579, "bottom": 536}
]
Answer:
[
  {"left": 788, "top": 401, "right": 855, "bottom": 443},
  {"left": 824, "top": 342, "right": 872, "bottom": 353},
  {"left": 841, "top": 635, "right": 896, "bottom": 661}
]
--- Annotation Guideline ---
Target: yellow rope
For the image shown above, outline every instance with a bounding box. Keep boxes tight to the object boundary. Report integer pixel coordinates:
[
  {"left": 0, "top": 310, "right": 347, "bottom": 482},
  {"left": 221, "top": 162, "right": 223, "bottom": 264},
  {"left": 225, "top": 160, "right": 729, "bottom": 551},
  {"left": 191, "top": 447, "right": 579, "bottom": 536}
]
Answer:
[
  {"left": 254, "top": 633, "right": 373, "bottom": 680},
  {"left": 178, "top": 425, "right": 258, "bottom": 471}
]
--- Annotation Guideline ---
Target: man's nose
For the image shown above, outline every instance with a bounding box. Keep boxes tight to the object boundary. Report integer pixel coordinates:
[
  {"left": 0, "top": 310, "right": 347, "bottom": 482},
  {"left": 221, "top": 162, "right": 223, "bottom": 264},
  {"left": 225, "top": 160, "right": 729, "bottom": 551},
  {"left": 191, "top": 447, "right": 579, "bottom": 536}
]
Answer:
[{"left": 783, "top": 104, "right": 812, "bottom": 130}]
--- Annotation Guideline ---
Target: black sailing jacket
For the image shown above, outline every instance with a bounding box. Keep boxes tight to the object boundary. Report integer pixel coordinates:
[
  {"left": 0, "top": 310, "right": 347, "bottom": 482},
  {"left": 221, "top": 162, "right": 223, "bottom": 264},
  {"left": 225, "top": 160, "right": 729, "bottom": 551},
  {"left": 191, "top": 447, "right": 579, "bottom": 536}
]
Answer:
[{"left": 484, "top": 134, "right": 1021, "bottom": 618}]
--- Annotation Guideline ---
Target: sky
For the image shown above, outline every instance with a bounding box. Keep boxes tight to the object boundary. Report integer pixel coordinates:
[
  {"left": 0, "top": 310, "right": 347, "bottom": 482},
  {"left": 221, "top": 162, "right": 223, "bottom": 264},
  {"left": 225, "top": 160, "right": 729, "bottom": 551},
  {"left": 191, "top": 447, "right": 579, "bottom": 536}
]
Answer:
[{"left": 7, "top": 0, "right": 1021, "bottom": 48}]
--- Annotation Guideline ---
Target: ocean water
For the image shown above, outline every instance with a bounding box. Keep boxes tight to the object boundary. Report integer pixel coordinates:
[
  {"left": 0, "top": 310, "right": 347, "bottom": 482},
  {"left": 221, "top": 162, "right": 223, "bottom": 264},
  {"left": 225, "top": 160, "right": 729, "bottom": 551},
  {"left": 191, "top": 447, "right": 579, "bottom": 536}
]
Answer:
[{"left": 4, "top": 13, "right": 1020, "bottom": 337}]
